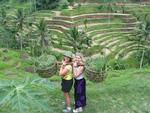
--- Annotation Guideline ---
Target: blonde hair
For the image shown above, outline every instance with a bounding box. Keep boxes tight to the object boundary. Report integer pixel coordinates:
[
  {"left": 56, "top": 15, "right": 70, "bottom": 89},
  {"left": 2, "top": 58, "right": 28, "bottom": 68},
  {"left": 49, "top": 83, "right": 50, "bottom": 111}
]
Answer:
[{"left": 75, "top": 52, "right": 84, "bottom": 62}]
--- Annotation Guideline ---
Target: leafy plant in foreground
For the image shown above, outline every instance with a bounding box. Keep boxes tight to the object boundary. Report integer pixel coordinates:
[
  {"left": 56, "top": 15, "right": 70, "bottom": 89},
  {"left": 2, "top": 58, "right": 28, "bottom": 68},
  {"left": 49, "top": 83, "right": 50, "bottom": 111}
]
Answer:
[{"left": 0, "top": 77, "right": 54, "bottom": 113}]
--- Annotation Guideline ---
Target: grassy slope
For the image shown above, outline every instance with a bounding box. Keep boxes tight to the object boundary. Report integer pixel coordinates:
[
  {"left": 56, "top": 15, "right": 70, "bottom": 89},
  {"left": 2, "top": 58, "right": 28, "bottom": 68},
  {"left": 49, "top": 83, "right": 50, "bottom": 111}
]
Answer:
[
  {"left": 0, "top": 49, "right": 36, "bottom": 80},
  {"left": 0, "top": 49, "right": 150, "bottom": 113},
  {"left": 49, "top": 68, "right": 150, "bottom": 113},
  {"left": 1, "top": 1, "right": 150, "bottom": 112}
]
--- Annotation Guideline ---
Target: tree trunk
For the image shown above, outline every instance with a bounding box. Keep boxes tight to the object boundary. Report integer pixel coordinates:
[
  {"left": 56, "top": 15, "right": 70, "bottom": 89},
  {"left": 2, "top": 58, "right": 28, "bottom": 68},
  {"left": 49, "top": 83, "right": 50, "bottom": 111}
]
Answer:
[
  {"left": 140, "top": 49, "right": 145, "bottom": 69},
  {"left": 20, "top": 36, "right": 23, "bottom": 51}
]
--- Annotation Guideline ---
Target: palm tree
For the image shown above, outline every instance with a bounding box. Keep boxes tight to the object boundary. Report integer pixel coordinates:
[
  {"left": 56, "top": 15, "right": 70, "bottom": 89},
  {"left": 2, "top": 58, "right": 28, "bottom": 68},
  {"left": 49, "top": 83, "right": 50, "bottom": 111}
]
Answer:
[
  {"left": 0, "top": 7, "right": 7, "bottom": 25},
  {"left": 133, "top": 15, "right": 150, "bottom": 69},
  {"left": 0, "top": 8, "right": 20, "bottom": 49},
  {"left": 65, "top": 27, "right": 92, "bottom": 53},
  {"left": 35, "top": 19, "right": 54, "bottom": 54},
  {"left": 14, "top": 8, "right": 26, "bottom": 51}
]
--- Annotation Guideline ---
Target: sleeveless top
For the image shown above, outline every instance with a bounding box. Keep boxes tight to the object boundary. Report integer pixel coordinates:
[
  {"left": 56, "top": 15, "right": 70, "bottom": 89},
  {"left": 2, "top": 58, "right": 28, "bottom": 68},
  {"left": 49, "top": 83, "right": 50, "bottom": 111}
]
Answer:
[
  {"left": 74, "top": 66, "right": 84, "bottom": 80},
  {"left": 63, "top": 65, "right": 73, "bottom": 80}
]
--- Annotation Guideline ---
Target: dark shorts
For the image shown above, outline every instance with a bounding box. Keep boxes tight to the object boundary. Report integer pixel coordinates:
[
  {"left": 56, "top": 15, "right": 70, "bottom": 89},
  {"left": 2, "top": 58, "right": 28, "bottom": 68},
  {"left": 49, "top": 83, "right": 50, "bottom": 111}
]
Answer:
[{"left": 61, "top": 79, "right": 73, "bottom": 92}]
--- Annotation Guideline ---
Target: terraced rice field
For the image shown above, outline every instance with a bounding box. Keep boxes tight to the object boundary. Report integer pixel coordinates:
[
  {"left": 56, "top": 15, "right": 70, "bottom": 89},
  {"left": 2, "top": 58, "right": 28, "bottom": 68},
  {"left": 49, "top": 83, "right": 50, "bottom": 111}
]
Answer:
[
  {"left": 4, "top": 2, "right": 149, "bottom": 59},
  {"left": 43, "top": 9, "right": 142, "bottom": 58}
]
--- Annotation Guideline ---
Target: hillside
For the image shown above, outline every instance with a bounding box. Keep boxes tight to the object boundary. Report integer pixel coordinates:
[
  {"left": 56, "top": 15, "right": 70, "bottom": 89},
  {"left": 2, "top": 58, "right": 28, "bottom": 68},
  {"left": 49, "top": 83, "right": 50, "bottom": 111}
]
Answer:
[
  {"left": 1, "top": 0, "right": 150, "bottom": 60},
  {"left": 0, "top": 0, "right": 150, "bottom": 113},
  {"left": 0, "top": 49, "right": 150, "bottom": 113}
]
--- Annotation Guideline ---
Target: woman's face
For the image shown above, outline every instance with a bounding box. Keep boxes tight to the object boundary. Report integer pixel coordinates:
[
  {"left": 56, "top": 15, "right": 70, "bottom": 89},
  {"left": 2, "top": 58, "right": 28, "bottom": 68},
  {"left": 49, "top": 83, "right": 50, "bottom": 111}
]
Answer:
[
  {"left": 64, "top": 56, "right": 71, "bottom": 62},
  {"left": 75, "top": 55, "right": 82, "bottom": 62}
]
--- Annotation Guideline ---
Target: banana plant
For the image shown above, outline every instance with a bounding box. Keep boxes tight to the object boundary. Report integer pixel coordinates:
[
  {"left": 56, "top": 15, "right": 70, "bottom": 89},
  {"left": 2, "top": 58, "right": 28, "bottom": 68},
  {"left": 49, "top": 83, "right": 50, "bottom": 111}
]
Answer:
[
  {"left": 0, "top": 77, "right": 54, "bottom": 113},
  {"left": 13, "top": 8, "right": 26, "bottom": 51}
]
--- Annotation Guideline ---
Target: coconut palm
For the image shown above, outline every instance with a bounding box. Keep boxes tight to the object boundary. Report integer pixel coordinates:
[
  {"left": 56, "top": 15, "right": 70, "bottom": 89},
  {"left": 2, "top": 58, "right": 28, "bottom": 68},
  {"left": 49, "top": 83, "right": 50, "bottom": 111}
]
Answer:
[
  {"left": 0, "top": 8, "right": 19, "bottom": 48},
  {"left": 34, "top": 19, "right": 54, "bottom": 55},
  {"left": 133, "top": 15, "right": 150, "bottom": 68},
  {"left": 65, "top": 27, "right": 92, "bottom": 53},
  {"left": 13, "top": 8, "right": 26, "bottom": 51}
]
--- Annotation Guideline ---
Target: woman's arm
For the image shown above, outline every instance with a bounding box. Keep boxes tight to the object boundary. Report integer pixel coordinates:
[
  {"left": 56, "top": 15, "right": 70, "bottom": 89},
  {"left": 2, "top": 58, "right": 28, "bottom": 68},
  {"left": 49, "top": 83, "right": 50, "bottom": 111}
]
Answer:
[
  {"left": 73, "top": 66, "right": 84, "bottom": 78},
  {"left": 59, "top": 65, "right": 69, "bottom": 76}
]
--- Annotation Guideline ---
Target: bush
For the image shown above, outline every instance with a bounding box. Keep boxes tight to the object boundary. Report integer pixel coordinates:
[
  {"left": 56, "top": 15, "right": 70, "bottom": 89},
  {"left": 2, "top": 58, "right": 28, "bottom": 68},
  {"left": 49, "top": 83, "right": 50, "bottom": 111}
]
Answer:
[
  {"left": 46, "top": 50, "right": 63, "bottom": 61},
  {"left": 36, "top": 0, "right": 60, "bottom": 10},
  {"left": 123, "top": 56, "right": 139, "bottom": 68},
  {"left": 85, "top": 57, "right": 108, "bottom": 82},
  {"left": 18, "top": 0, "right": 28, "bottom": 3},
  {"left": 59, "top": 0, "right": 69, "bottom": 9},
  {"left": 109, "top": 59, "right": 126, "bottom": 70},
  {"left": 135, "top": 49, "right": 150, "bottom": 68},
  {"left": 35, "top": 54, "right": 57, "bottom": 70},
  {"left": 86, "top": 57, "right": 108, "bottom": 72},
  {"left": 0, "top": 0, "right": 9, "bottom": 3}
]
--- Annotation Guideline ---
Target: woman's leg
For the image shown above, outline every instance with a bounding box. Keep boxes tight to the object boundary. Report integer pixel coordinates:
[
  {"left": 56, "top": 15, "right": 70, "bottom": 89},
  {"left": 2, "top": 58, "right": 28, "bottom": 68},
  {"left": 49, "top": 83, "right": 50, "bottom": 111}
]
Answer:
[{"left": 64, "top": 92, "right": 71, "bottom": 108}]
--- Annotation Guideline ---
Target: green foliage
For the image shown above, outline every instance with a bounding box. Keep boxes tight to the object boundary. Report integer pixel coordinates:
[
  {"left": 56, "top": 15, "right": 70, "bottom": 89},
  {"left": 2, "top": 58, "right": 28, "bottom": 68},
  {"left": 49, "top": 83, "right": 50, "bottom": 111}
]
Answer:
[
  {"left": 109, "top": 59, "right": 126, "bottom": 70},
  {"left": 36, "top": 0, "right": 60, "bottom": 10},
  {"left": 83, "top": 45, "right": 104, "bottom": 56},
  {"left": 33, "top": 19, "right": 54, "bottom": 55},
  {"left": 86, "top": 57, "right": 108, "bottom": 72},
  {"left": 0, "top": 62, "right": 10, "bottom": 70},
  {"left": 47, "top": 50, "right": 63, "bottom": 60},
  {"left": 0, "top": 0, "right": 9, "bottom": 4},
  {"left": 61, "top": 5, "right": 99, "bottom": 16},
  {"left": 135, "top": 49, "right": 150, "bottom": 67},
  {"left": 0, "top": 77, "right": 54, "bottom": 113},
  {"left": 132, "top": 15, "right": 150, "bottom": 68},
  {"left": 0, "top": 7, "right": 7, "bottom": 25},
  {"left": 18, "top": 0, "right": 28, "bottom": 3},
  {"left": 35, "top": 54, "right": 57, "bottom": 69},
  {"left": 123, "top": 56, "right": 139, "bottom": 68},
  {"left": 98, "top": 4, "right": 122, "bottom": 13},
  {"left": 59, "top": 0, "right": 69, "bottom": 9},
  {"left": 65, "top": 27, "right": 92, "bottom": 53}
]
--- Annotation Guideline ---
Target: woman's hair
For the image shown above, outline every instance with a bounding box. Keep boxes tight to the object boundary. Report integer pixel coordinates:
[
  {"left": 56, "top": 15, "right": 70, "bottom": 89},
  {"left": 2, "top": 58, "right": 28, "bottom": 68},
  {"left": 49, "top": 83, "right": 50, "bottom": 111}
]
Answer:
[
  {"left": 75, "top": 52, "right": 84, "bottom": 62},
  {"left": 64, "top": 56, "right": 72, "bottom": 63},
  {"left": 68, "top": 57, "right": 72, "bottom": 63}
]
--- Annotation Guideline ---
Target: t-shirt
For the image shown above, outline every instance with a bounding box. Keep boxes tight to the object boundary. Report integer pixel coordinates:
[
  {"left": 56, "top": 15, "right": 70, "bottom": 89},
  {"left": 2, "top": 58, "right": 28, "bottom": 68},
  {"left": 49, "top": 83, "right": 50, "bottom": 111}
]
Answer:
[{"left": 63, "top": 65, "right": 73, "bottom": 80}]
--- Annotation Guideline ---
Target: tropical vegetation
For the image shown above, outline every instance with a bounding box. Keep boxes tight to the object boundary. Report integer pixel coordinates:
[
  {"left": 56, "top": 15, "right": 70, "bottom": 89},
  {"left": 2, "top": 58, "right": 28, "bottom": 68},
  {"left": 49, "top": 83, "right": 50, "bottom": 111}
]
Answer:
[{"left": 0, "top": 0, "right": 150, "bottom": 113}]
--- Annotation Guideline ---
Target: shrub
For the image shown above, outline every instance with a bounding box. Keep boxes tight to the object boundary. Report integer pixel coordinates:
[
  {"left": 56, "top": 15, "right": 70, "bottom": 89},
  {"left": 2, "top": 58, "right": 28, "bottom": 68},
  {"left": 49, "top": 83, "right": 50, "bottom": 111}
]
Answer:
[
  {"left": 109, "top": 59, "right": 126, "bottom": 70},
  {"left": 35, "top": 54, "right": 57, "bottom": 70},
  {"left": 59, "top": 0, "right": 69, "bottom": 9},
  {"left": 86, "top": 57, "right": 108, "bottom": 72},
  {"left": 36, "top": 0, "right": 60, "bottom": 10},
  {"left": 85, "top": 57, "right": 108, "bottom": 82},
  {"left": 47, "top": 50, "right": 63, "bottom": 61}
]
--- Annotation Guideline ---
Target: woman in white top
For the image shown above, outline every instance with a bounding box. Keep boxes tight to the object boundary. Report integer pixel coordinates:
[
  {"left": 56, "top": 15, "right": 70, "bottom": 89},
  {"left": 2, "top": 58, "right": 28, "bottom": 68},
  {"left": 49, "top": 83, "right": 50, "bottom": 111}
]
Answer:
[{"left": 73, "top": 53, "right": 86, "bottom": 113}]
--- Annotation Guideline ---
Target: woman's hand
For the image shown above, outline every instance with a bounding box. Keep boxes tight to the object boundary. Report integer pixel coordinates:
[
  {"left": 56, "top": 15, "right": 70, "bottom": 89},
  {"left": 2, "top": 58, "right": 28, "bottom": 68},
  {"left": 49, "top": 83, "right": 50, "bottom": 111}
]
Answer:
[
  {"left": 73, "top": 61, "right": 78, "bottom": 67},
  {"left": 61, "top": 60, "right": 66, "bottom": 69}
]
